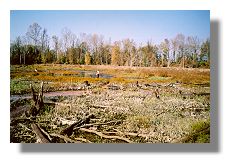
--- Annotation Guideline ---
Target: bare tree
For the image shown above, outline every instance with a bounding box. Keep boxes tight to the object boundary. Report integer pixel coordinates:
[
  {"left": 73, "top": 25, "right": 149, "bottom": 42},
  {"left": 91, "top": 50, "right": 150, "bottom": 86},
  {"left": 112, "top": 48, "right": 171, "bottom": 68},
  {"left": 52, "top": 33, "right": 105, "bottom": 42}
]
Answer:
[
  {"left": 40, "top": 28, "right": 49, "bottom": 53},
  {"left": 186, "top": 36, "right": 200, "bottom": 65},
  {"left": 52, "top": 35, "right": 60, "bottom": 63},
  {"left": 61, "top": 27, "right": 77, "bottom": 63},
  {"left": 26, "top": 23, "right": 42, "bottom": 46},
  {"left": 40, "top": 28, "right": 50, "bottom": 63},
  {"left": 159, "top": 39, "right": 170, "bottom": 67},
  {"left": 21, "top": 35, "right": 30, "bottom": 65},
  {"left": 111, "top": 41, "right": 121, "bottom": 66},
  {"left": 171, "top": 38, "right": 177, "bottom": 62},
  {"left": 122, "top": 39, "right": 135, "bottom": 66},
  {"left": 16, "top": 36, "right": 22, "bottom": 64},
  {"left": 174, "top": 34, "right": 185, "bottom": 68}
]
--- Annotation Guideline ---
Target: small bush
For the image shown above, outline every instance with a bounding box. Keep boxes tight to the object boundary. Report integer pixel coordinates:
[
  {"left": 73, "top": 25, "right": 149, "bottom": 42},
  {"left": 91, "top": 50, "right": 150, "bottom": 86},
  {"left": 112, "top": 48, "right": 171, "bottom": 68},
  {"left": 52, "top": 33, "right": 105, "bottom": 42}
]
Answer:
[{"left": 183, "top": 120, "right": 210, "bottom": 143}]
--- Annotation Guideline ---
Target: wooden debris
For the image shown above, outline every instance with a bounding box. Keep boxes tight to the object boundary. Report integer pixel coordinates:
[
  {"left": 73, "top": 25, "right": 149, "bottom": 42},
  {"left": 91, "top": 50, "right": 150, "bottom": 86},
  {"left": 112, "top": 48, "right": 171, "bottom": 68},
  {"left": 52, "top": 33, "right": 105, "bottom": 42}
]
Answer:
[
  {"left": 155, "top": 111, "right": 166, "bottom": 117},
  {"left": 50, "top": 133, "right": 80, "bottom": 143},
  {"left": 84, "top": 80, "right": 90, "bottom": 87},
  {"left": 74, "top": 137, "right": 92, "bottom": 143},
  {"left": 18, "top": 123, "right": 32, "bottom": 132},
  {"left": 108, "top": 85, "right": 120, "bottom": 90},
  {"left": 153, "top": 88, "right": 160, "bottom": 99},
  {"left": 78, "top": 120, "right": 123, "bottom": 128},
  {"left": 79, "top": 128, "right": 133, "bottom": 143},
  {"left": 31, "top": 123, "right": 51, "bottom": 143},
  {"left": 89, "top": 105, "right": 109, "bottom": 109},
  {"left": 26, "top": 82, "right": 44, "bottom": 117},
  {"left": 144, "top": 83, "right": 151, "bottom": 87},
  {"left": 194, "top": 92, "right": 210, "bottom": 96},
  {"left": 56, "top": 117, "right": 77, "bottom": 126},
  {"left": 60, "top": 114, "right": 95, "bottom": 136},
  {"left": 165, "top": 83, "right": 175, "bottom": 87},
  {"left": 10, "top": 117, "right": 32, "bottom": 126},
  {"left": 136, "top": 81, "right": 139, "bottom": 87},
  {"left": 113, "top": 129, "right": 151, "bottom": 139}
]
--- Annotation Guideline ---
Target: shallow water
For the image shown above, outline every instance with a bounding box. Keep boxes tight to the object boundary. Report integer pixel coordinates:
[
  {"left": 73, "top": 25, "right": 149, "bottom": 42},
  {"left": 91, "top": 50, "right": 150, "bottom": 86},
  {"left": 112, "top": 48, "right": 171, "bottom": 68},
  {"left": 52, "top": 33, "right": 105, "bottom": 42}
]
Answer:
[
  {"left": 10, "top": 90, "right": 86, "bottom": 102},
  {"left": 47, "top": 70, "right": 113, "bottom": 79}
]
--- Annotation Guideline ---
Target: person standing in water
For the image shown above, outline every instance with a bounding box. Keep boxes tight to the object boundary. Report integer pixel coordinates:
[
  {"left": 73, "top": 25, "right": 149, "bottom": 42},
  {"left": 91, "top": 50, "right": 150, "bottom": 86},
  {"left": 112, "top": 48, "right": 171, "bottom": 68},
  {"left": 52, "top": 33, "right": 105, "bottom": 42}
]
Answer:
[{"left": 96, "top": 70, "right": 100, "bottom": 78}]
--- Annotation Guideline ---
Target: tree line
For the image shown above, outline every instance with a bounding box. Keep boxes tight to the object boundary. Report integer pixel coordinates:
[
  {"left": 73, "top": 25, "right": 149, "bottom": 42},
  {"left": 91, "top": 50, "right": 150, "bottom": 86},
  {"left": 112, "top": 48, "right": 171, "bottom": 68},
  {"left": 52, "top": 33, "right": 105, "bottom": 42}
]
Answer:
[{"left": 10, "top": 22, "right": 210, "bottom": 68}]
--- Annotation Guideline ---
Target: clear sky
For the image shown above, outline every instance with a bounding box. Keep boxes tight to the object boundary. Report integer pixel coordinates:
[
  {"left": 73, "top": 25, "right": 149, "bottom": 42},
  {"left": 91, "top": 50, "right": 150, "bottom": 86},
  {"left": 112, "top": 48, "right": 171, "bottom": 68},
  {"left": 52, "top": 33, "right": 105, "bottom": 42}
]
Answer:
[{"left": 10, "top": 10, "right": 210, "bottom": 45}]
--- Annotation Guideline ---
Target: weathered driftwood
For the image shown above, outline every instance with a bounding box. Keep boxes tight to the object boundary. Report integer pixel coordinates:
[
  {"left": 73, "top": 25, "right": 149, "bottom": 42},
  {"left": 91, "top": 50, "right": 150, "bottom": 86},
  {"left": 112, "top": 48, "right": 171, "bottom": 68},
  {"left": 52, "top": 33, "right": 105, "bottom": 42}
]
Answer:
[
  {"left": 31, "top": 123, "right": 51, "bottom": 143},
  {"left": 78, "top": 128, "right": 133, "bottom": 143},
  {"left": 60, "top": 114, "right": 95, "bottom": 136}
]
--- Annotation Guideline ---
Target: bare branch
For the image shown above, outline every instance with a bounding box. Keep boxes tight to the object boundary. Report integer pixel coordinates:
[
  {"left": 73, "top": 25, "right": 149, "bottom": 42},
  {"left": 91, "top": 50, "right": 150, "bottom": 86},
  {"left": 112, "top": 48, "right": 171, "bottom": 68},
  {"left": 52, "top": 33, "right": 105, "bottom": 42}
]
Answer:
[{"left": 79, "top": 128, "right": 133, "bottom": 143}]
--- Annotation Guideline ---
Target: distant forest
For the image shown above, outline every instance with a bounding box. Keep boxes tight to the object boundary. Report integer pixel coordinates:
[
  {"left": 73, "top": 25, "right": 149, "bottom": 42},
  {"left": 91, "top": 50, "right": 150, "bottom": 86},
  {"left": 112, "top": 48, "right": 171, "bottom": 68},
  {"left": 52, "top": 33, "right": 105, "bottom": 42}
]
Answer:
[{"left": 10, "top": 22, "right": 210, "bottom": 68}]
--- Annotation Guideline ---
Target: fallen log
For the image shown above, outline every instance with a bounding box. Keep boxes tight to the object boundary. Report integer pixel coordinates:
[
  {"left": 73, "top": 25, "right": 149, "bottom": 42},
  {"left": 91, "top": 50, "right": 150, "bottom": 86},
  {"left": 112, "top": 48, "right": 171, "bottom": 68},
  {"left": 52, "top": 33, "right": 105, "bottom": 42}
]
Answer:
[
  {"left": 60, "top": 114, "right": 95, "bottom": 136},
  {"left": 31, "top": 123, "right": 51, "bottom": 143},
  {"left": 78, "top": 128, "right": 133, "bottom": 143}
]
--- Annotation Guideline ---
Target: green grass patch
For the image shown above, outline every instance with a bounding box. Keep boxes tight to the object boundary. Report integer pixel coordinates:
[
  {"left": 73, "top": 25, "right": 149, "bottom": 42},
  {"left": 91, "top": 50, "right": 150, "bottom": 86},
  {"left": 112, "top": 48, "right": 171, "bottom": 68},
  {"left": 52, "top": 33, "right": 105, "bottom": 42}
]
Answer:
[
  {"left": 10, "top": 79, "right": 31, "bottom": 95},
  {"left": 183, "top": 120, "right": 210, "bottom": 143}
]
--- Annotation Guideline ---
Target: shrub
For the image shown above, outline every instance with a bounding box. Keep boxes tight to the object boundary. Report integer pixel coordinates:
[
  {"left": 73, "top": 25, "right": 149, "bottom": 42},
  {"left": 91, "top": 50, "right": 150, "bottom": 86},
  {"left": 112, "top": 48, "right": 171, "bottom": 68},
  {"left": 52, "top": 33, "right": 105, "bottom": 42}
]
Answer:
[{"left": 183, "top": 120, "right": 210, "bottom": 143}]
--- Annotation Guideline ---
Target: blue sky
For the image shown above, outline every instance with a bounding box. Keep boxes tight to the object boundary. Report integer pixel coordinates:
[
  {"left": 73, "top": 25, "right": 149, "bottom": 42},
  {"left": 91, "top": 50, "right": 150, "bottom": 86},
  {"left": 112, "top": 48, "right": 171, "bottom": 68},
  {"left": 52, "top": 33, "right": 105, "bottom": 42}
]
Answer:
[{"left": 10, "top": 10, "right": 210, "bottom": 45}]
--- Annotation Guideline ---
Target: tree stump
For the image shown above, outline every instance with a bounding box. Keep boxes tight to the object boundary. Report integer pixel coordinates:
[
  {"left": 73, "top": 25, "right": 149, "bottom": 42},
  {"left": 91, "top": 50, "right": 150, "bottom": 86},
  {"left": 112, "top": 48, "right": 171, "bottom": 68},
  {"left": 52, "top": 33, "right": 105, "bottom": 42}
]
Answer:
[{"left": 26, "top": 82, "right": 44, "bottom": 117}]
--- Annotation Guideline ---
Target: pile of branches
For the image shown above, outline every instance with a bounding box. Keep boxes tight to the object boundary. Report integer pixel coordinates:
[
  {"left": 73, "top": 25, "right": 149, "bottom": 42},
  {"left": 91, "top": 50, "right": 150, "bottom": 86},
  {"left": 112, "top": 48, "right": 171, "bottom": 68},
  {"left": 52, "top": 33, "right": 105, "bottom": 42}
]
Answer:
[{"left": 10, "top": 82, "right": 152, "bottom": 143}]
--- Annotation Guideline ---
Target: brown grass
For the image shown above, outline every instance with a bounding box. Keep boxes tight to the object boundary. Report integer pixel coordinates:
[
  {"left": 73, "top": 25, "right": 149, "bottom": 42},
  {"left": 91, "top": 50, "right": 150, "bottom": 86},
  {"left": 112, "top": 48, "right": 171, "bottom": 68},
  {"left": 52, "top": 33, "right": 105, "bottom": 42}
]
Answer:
[
  {"left": 11, "top": 64, "right": 210, "bottom": 92},
  {"left": 10, "top": 64, "right": 210, "bottom": 143}
]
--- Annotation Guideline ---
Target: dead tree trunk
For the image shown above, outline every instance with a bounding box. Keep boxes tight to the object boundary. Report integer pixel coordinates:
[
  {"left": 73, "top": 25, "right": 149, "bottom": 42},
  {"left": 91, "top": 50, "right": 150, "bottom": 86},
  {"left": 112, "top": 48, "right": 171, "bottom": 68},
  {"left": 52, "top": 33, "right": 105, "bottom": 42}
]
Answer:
[
  {"left": 31, "top": 123, "right": 51, "bottom": 143},
  {"left": 26, "top": 82, "right": 44, "bottom": 117},
  {"left": 60, "top": 114, "right": 95, "bottom": 136}
]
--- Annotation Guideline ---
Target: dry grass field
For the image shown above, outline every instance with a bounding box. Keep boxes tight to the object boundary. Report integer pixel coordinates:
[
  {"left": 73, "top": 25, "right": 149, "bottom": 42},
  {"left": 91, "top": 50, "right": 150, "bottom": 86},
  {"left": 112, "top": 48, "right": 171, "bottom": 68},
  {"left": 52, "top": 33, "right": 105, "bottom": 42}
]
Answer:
[{"left": 10, "top": 64, "right": 210, "bottom": 143}]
